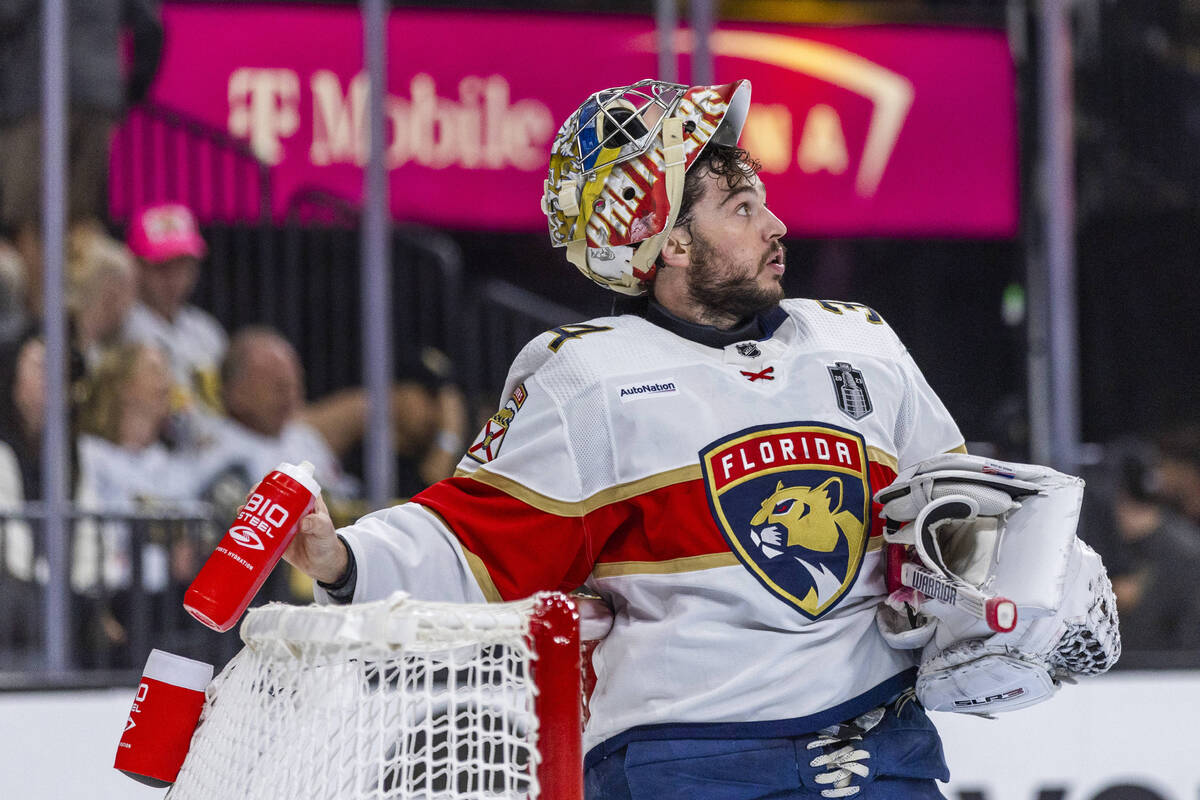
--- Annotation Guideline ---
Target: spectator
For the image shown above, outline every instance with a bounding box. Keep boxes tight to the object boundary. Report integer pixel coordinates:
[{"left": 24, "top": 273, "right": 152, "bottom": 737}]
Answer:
[
  {"left": 74, "top": 342, "right": 202, "bottom": 665},
  {"left": 0, "top": 333, "right": 48, "bottom": 503},
  {"left": 1157, "top": 423, "right": 1200, "bottom": 528},
  {"left": 76, "top": 343, "right": 182, "bottom": 499},
  {"left": 67, "top": 222, "right": 137, "bottom": 368},
  {"left": 0, "top": 332, "right": 49, "bottom": 664},
  {"left": 0, "top": 0, "right": 163, "bottom": 319},
  {"left": 0, "top": 239, "right": 27, "bottom": 345},
  {"left": 123, "top": 202, "right": 227, "bottom": 413},
  {"left": 1105, "top": 441, "right": 1200, "bottom": 652},
  {"left": 340, "top": 347, "right": 470, "bottom": 498},
  {"left": 0, "top": 329, "right": 86, "bottom": 665},
  {"left": 191, "top": 326, "right": 357, "bottom": 505},
  {"left": 194, "top": 329, "right": 470, "bottom": 505},
  {"left": 390, "top": 354, "right": 468, "bottom": 495},
  {"left": 0, "top": 328, "right": 88, "bottom": 498}
]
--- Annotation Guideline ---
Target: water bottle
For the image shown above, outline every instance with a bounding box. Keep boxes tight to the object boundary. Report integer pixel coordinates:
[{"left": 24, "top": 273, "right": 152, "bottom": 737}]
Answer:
[
  {"left": 114, "top": 649, "right": 213, "bottom": 787},
  {"left": 184, "top": 461, "right": 321, "bottom": 632}
]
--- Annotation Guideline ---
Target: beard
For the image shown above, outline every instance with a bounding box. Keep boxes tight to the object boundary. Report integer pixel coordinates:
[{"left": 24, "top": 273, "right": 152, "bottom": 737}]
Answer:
[{"left": 685, "top": 231, "right": 785, "bottom": 323}]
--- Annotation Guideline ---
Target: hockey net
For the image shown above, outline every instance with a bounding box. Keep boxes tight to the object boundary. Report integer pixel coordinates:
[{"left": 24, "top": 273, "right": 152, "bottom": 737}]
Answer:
[{"left": 167, "top": 591, "right": 582, "bottom": 800}]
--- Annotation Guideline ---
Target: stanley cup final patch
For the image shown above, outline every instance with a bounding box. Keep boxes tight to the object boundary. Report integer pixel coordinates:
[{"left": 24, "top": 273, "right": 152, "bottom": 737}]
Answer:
[
  {"left": 467, "top": 383, "right": 527, "bottom": 465},
  {"left": 828, "top": 361, "right": 873, "bottom": 420},
  {"left": 700, "top": 423, "right": 872, "bottom": 619}
]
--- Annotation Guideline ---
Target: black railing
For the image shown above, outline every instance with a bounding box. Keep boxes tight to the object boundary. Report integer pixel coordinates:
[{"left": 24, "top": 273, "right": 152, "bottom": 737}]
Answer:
[
  {"left": 461, "top": 280, "right": 585, "bottom": 406},
  {"left": 268, "top": 189, "right": 468, "bottom": 398},
  {"left": 0, "top": 506, "right": 307, "bottom": 686},
  {"left": 109, "top": 101, "right": 272, "bottom": 224}
]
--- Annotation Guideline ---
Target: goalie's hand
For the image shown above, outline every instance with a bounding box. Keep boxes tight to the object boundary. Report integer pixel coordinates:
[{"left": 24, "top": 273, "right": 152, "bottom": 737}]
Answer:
[{"left": 283, "top": 494, "right": 348, "bottom": 585}]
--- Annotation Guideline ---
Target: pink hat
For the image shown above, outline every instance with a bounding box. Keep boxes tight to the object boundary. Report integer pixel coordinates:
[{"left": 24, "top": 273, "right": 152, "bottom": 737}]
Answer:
[{"left": 127, "top": 204, "right": 207, "bottom": 263}]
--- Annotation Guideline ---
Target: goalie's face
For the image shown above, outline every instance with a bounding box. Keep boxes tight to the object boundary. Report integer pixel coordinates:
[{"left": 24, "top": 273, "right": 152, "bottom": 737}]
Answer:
[{"left": 660, "top": 167, "right": 787, "bottom": 327}]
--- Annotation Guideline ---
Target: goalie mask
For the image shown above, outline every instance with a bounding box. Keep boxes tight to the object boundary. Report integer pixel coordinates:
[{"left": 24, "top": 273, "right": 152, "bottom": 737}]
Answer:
[{"left": 542, "top": 79, "right": 752, "bottom": 295}]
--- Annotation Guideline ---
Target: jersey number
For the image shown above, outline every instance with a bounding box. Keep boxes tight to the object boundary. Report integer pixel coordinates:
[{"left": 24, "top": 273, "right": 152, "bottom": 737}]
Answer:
[
  {"left": 817, "top": 300, "right": 882, "bottom": 325},
  {"left": 546, "top": 323, "right": 613, "bottom": 352}
]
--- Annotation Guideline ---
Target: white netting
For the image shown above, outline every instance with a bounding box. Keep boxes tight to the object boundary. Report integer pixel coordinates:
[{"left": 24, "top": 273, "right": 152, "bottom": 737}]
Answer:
[{"left": 168, "top": 592, "right": 552, "bottom": 800}]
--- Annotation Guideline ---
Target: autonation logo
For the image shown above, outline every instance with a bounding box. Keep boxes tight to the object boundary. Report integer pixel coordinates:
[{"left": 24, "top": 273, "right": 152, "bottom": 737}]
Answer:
[{"left": 618, "top": 379, "right": 678, "bottom": 403}]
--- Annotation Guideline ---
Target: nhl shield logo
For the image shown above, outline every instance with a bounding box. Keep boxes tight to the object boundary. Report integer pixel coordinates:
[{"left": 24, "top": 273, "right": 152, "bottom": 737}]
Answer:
[
  {"left": 828, "top": 362, "right": 872, "bottom": 420},
  {"left": 700, "top": 423, "right": 871, "bottom": 619}
]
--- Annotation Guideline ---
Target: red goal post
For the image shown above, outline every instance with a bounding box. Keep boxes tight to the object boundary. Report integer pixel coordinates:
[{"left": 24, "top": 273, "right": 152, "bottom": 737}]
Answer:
[{"left": 168, "top": 591, "right": 583, "bottom": 800}]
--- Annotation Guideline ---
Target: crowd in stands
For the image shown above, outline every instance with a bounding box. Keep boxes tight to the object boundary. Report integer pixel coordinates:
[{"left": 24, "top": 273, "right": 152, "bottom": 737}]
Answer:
[
  {"left": 2, "top": 1, "right": 1199, "bottom": 676},
  {"left": 1081, "top": 426, "right": 1200, "bottom": 658},
  {"left": 4, "top": 197, "right": 1199, "bottom": 668},
  {"left": 0, "top": 201, "right": 471, "bottom": 669}
]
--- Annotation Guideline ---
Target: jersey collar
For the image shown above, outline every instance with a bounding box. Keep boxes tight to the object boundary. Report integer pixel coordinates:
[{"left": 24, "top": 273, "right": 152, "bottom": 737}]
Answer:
[{"left": 643, "top": 301, "right": 788, "bottom": 349}]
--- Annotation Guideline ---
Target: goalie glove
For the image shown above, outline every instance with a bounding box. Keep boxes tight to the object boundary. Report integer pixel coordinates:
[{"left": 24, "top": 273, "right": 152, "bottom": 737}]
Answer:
[{"left": 873, "top": 454, "right": 1121, "bottom": 713}]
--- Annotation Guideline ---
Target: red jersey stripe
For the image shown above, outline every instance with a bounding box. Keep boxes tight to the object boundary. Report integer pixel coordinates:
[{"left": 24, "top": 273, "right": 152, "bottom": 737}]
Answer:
[{"left": 414, "top": 458, "right": 898, "bottom": 599}]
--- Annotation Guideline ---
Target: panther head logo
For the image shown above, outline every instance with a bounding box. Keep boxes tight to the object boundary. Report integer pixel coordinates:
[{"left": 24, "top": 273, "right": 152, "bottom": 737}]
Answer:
[{"left": 748, "top": 477, "right": 860, "bottom": 607}]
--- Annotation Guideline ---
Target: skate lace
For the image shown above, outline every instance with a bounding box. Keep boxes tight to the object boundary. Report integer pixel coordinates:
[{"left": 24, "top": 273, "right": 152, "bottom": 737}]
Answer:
[{"left": 804, "top": 705, "right": 884, "bottom": 798}]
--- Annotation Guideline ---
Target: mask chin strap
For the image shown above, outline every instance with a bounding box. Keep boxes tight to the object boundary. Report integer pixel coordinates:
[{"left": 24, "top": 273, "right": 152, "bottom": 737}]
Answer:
[{"left": 563, "top": 117, "right": 686, "bottom": 294}]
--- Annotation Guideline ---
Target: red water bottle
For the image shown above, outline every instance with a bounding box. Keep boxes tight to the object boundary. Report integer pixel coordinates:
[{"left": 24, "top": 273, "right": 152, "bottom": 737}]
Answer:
[
  {"left": 184, "top": 460, "right": 321, "bottom": 632},
  {"left": 114, "top": 649, "right": 213, "bottom": 787}
]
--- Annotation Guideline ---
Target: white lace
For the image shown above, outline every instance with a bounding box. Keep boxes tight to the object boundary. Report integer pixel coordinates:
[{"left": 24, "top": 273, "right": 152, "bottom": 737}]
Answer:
[{"left": 806, "top": 726, "right": 873, "bottom": 798}]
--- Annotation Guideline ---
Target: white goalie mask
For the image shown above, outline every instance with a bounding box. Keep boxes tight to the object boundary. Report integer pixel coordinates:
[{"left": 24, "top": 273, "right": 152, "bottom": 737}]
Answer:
[{"left": 542, "top": 79, "right": 752, "bottom": 295}]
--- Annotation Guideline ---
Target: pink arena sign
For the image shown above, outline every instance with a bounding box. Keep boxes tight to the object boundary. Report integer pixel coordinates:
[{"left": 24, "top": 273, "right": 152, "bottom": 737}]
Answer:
[{"left": 112, "top": 4, "right": 1017, "bottom": 237}]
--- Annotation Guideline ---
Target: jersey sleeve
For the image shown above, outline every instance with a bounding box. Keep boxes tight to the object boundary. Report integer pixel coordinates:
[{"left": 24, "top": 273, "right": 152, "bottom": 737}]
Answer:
[
  {"left": 324, "top": 333, "right": 623, "bottom": 605},
  {"left": 894, "top": 347, "right": 966, "bottom": 469}
]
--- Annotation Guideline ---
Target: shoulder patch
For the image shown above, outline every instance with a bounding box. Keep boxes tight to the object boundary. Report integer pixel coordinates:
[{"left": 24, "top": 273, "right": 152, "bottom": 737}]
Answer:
[{"left": 466, "top": 383, "right": 528, "bottom": 465}]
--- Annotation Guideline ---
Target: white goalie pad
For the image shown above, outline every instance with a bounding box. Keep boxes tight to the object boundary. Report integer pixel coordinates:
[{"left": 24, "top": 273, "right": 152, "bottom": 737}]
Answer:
[{"left": 873, "top": 454, "right": 1121, "bottom": 713}]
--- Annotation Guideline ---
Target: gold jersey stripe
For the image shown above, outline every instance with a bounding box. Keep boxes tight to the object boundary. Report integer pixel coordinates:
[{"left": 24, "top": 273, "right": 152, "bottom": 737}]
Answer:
[
  {"left": 948, "top": 443, "right": 969, "bottom": 454},
  {"left": 461, "top": 548, "right": 504, "bottom": 603},
  {"left": 424, "top": 507, "right": 503, "bottom": 602},
  {"left": 453, "top": 464, "right": 703, "bottom": 517},
  {"left": 593, "top": 552, "right": 740, "bottom": 578},
  {"left": 866, "top": 446, "right": 898, "bottom": 471},
  {"left": 596, "top": 539, "right": 883, "bottom": 578}
]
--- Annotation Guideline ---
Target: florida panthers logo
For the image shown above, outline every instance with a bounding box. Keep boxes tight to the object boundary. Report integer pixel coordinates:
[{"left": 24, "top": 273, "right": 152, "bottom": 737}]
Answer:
[{"left": 701, "top": 423, "right": 871, "bottom": 618}]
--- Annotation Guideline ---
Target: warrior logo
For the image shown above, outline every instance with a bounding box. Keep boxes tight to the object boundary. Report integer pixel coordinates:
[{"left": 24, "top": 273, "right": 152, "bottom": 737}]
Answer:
[
  {"left": 701, "top": 423, "right": 871, "bottom": 619},
  {"left": 467, "top": 383, "right": 528, "bottom": 464},
  {"left": 828, "top": 361, "right": 873, "bottom": 420}
]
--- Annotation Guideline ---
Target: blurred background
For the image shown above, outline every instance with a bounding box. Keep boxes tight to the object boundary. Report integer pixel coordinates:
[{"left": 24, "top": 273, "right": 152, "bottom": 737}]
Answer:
[{"left": 1, "top": 0, "right": 1199, "bottom": 797}]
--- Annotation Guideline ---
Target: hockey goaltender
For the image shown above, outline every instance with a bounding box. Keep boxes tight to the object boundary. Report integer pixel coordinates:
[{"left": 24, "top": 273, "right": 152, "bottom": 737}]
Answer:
[{"left": 284, "top": 79, "right": 1121, "bottom": 799}]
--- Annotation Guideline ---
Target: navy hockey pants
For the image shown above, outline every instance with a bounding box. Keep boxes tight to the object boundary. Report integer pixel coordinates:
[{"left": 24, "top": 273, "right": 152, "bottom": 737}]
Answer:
[{"left": 584, "top": 696, "right": 949, "bottom": 800}]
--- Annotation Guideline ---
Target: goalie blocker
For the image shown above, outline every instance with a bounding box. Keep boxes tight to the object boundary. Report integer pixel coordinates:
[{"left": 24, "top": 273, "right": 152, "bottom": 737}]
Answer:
[{"left": 873, "top": 453, "right": 1120, "bottom": 714}]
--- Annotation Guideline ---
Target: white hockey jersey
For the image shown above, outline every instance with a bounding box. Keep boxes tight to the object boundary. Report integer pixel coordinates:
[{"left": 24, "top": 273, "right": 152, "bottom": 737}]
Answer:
[
  {"left": 323, "top": 298, "right": 964, "bottom": 758},
  {"left": 123, "top": 301, "right": 227, "bottom": 410}
]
